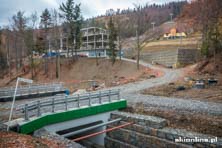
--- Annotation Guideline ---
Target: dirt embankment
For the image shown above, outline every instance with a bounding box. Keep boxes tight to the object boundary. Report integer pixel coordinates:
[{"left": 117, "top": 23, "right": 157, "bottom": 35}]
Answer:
[
  {"left": 0, "top": 131, "right": 65, "bottom": 148},
  {"left": 138, "top": 55, "right": 222, "bottom": 137},
  {"left": 0, "top": 58, "right": 158, "bottom": 90},
  {"left": 142, "top": 55, "right": 222, "bottom": 103}
]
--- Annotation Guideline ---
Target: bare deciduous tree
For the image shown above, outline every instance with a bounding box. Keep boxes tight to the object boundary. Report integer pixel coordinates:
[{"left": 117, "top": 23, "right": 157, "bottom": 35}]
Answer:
[
  {"left": 11, "top": 11, "right": 27, "bottom": 71},
  {"left": 30, "top": 12, "right": 38, "bottom": 79},
  {"left": 51, "top": 9, "right": 60, "bottom": 79}
]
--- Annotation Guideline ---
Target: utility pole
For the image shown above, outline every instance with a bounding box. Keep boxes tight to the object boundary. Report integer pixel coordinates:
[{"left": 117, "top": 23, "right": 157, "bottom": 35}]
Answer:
[
  {"left": 7, "top": 77, "right": 33, "bottom": 131},
  {"left": 170, "top": 13, "right": 173, "bottom": 22},
  {"left": 58, "top": 32, "right": 63, "bottom": 79},
  {"left": 151, "top": 22, "right": 156, "bottom": 31}
]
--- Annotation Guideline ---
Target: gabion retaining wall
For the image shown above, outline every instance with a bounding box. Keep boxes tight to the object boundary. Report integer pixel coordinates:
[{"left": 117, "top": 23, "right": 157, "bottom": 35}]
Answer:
[
  {"left": 105, "top": 112, "right": 222, "bottom": 148},
  {"left": 141, "top": 49, "right": 198, "bottom": 67}
]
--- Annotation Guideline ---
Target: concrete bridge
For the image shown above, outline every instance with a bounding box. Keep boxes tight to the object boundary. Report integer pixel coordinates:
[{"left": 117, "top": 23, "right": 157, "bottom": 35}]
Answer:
[
  {"left": 3, "top": 86, "right": 222, "bottom": 147},
  {"left": 0, "top": 82, "right": 67, "bottom": 102},
  {"left": 6, "top": 89, "right": 127, "bottom": 137}
]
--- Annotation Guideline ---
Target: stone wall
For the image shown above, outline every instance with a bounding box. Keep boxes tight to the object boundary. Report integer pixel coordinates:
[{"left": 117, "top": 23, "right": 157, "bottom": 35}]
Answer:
[
  {"left": 141, "top": 49, "right": 198, "bottom": 67},
  {"left": 105, "top": 112, "right": 222, "bottom": 148}
]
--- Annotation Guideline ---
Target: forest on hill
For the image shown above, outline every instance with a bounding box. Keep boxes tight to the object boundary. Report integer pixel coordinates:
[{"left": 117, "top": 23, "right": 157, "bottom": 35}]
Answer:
[{"left": 84, "top": 1, "right": 187, "bottom": 38}]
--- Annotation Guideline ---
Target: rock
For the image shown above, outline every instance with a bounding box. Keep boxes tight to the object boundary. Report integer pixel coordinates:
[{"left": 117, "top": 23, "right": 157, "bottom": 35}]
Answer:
[
  {"left": 149, "top": 75, "right": 156, "bottom": 78},
  {"left": 72, "top": 89, "right": 87, "bottom": 95},
  {"left": 184, "top": 76, "right": 193, "bottom": 82},
  {"left": 119, "top": 76, "right": 125, "bottom": 80},
  {"left": 168, "top": 82, "right": 175, "bottom": 85},
  {"left": 176, "top": 86, "right": 186, "bottom": 91}
]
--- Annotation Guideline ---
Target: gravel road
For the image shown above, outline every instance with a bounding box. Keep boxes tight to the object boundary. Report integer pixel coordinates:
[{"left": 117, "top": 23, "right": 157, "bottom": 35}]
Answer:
[{"left": 109, "top": 58, "right": 222, "bottom": 116}]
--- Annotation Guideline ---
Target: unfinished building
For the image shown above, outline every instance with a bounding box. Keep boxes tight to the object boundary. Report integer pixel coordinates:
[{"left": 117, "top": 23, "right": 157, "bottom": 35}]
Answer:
[{"left": 79, "top": 27, "right": 109, "bottom": 57}]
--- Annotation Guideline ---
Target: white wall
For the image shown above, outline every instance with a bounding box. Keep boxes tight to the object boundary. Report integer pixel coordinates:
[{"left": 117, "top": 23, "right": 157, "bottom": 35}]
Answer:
[{"left": 44, "top": 112, "right": 112, "bottom": 146}]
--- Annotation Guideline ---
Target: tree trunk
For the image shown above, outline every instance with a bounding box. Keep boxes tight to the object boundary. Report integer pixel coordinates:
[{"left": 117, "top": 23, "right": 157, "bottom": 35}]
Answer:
[
  {"left": 66, "top": 37, "right": 69, "bottom": 58},
  {"left": 118, "top": 36, "right": 122, "bottom": 61},
  {"left": 31, "top": 54, "right": 34, "bottom": 79},
  {"left": 95, "top": 49, "right": 99, "bottom": 66},
  {"left": 56, "top": 55, "right": 59, "bottom": 78},
  {"left": 74, "top": 38, "right": 78, "bottom": 61},
  {"left": 136, "top": 30, "right": 140, "bottom": 70},
  {"left": 71, "top": 37, "right": 74, "bottom": 61},
  {"left": 6, "top": 32, "right": 11, "bottom": 79},
  {"left": 14, "top": 34, "right": 18, "bottom": 73}
]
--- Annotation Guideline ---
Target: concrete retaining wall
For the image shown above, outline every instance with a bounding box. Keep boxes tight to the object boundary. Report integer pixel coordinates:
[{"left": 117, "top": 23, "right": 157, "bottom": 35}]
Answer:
[
  {"left": 141, "top": 49, "right": 198, "bottom": 67},
  {"left": 105, "top": 112, "right": 222, "bottom": 148}
]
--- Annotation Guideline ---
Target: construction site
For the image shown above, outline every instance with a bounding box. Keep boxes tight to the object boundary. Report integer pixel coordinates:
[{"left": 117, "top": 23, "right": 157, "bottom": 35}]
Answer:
[{"left": 0, "top": 0, "right": 222, "bottom": 148}]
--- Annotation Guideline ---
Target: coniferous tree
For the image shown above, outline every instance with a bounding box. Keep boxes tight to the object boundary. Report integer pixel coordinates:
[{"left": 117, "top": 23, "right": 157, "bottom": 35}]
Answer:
[
  {"left": 40, "top": 8, "right": 52, "bottom": 51},
  {"left": 40, "top": 9, "right": 52, "bottom": 74},
  {"left": 59, "top": 0, "right": 82, "bottom": 60},
  {"left": 108, "top": 17, "right": 117, "bottom": 65}
]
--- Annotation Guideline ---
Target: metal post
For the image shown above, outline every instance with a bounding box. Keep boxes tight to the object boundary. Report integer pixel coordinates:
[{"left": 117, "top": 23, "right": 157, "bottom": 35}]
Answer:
[
  {"left": 151, "top": 22, "right": 155, "bottom": 31},
  {"left": 89, "top": 93, "right": 91, "bottom": 106},
  {"left": 10, "top": 87, "right": 13, "bottom": 96},
  {"left": 109, "top": 90, "right": 111, "bottom": 102},
  {"left": 29, "top": 84, "right": 31, "bottom": 94},
  {"left": 65, "top": 96, "right": 68, "bottom": 111},
  {"left": 24, "top": 104, "right": 29, "bottom": 121},
  {"left": 118, "top": 89, "right": 120, "bottom": 100},
  {"left": 37, "top": 100, "right": 41, "bottom": 117},
  {"left": 77, "top": 94, "right": 80, "bottom": 108},
  {"left": 7, "top": 78, "right": 19, "bottom": 131},
  {"left": 99, "top": 91, "right": 102, "bottom": 104},
  {"left": 52, "top": 98, "right": 55, "bottom": 112},
  {"left": 37, "top": 85, "right": 39, "bottom": 94}
]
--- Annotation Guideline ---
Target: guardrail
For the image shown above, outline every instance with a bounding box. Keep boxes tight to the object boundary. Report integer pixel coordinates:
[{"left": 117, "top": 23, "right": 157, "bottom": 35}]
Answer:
[
  {"left": 0, "top": 83, "right": 64, "bottom": 97},
  {"left": 16, "top": 89, "right": 120, "bottom": 120}
]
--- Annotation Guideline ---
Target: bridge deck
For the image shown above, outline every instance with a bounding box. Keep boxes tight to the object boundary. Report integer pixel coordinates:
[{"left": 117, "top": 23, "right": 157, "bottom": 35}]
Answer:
[
  {"left": 5, "top": 89, "right": 127, "bottom": 134},
  {"left": 0, "top": 83, "right": 67, "bottom": 102}
]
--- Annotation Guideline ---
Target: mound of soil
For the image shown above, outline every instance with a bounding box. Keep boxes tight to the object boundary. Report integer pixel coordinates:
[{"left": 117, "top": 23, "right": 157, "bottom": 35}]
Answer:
[{"left": 195, "top": 54, "right": 222, "bottom": 75}]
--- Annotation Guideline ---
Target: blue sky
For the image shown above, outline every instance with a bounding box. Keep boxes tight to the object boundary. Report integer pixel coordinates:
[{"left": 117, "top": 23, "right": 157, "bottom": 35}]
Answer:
[{"left": 0, "top": 0, "right": 183, "bottom": 27}]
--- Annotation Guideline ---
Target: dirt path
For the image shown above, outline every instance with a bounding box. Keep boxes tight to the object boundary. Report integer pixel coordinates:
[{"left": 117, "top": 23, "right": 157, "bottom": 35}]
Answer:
[{"left": 108, "top": 58, "right": 222, "bottom": 116}]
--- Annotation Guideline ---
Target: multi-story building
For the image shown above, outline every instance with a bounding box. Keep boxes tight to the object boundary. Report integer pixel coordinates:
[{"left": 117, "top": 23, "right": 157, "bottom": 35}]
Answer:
[
  {"left": 58, "top": 27, "right": 121, "bottom": 58},
  {"left": 79, "top": 27, "right": 109, "bottom": 57}
]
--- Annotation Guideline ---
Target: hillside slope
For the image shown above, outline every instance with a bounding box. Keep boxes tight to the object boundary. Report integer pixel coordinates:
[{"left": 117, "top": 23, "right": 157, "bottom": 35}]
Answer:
[{"left": 0, "top": 58, "right": 157, "bottom": 89}]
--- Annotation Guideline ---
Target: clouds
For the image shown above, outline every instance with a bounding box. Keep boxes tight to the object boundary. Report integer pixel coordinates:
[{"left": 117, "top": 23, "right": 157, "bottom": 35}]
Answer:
[
  {"left": 76, "top": 0, "right": 146, "bottom": 18},
  {"left": 0, "top": 0, "right": 56, "bottom": 26},
  {"left": 41, "top": 0, "right": 59, "bottom": 7},
  {"left": 0, "top": 0, "right": 182, "bottom": 27}
]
